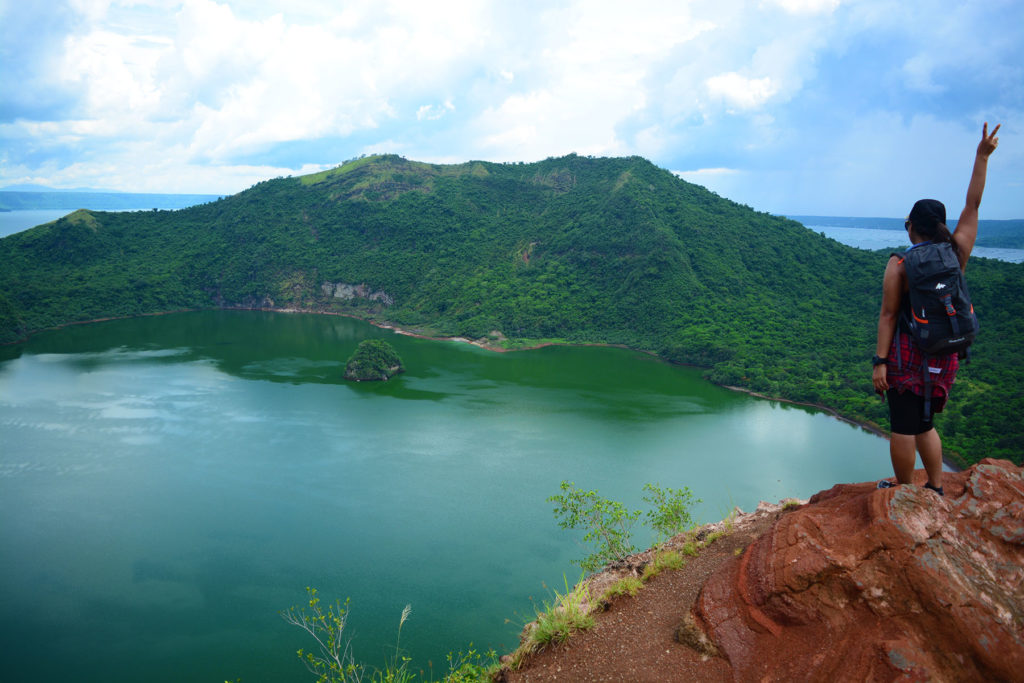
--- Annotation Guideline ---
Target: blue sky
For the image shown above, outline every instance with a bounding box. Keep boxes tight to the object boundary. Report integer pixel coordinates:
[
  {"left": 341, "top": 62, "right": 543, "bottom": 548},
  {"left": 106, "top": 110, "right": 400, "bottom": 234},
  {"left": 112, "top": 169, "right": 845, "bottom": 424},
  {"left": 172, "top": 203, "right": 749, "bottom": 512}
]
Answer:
[{"left": 1, "top": 0, "right": 1021, "bottom": 217}]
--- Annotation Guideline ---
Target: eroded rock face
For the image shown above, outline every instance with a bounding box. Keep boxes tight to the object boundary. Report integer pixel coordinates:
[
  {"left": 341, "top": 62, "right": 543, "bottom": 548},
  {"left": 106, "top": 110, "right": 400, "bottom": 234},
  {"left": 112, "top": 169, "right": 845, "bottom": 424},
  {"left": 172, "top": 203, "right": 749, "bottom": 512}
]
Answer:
[
  {"left": 691, "top": 459, "right": 1024, "bottom": 682},
  {"left": 321, "top": 282, "right": 393, "bottom": 306}
]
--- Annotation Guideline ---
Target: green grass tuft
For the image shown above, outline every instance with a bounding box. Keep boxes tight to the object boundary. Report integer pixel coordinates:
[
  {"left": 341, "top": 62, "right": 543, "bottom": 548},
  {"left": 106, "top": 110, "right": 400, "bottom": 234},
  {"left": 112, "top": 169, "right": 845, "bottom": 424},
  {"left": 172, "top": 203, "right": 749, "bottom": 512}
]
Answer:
[
  {"left": 529, "top": 583, "right": 595, "bottom": 648},
  {"left": 704, "top": 530, "right": 728, "bottom": 545},
  {"left": 602, "top": 576, "right": 645, "bottom": 600},
  {"left": 509, "top": 576, "right": 596, "bottom": 669},
  {"left": 643, "top": 549, "right": 685, "bottom": 580}
]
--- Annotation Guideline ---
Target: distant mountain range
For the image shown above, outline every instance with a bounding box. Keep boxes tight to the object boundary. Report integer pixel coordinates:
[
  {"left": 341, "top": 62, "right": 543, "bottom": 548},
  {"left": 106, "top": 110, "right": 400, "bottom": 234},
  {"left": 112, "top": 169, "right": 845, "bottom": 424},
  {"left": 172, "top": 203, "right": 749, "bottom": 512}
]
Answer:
[
  {"left": 1, "top": 183, "right": 112, "bottom": 192},
  {"left": 0, "top": 189, "right": 223, "bottom": 211},
  {"left": 0, "top": 153, "right": 1020, "bottom": 466}
]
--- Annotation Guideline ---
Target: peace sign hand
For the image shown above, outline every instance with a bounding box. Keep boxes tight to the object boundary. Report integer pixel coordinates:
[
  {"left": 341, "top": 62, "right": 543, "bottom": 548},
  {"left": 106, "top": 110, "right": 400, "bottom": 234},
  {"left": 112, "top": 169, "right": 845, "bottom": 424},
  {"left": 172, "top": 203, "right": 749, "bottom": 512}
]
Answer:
[{"left": 978, "top": 122, "right": 1000, "bottom": 158}]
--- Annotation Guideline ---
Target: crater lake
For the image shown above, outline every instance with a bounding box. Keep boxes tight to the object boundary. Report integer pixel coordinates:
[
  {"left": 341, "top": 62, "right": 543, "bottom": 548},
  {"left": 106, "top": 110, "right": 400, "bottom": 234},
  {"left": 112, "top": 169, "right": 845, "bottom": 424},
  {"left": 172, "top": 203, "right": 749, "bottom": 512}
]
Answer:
[{"left": 1, "top": 310, "right": 900, "bottom": 682}]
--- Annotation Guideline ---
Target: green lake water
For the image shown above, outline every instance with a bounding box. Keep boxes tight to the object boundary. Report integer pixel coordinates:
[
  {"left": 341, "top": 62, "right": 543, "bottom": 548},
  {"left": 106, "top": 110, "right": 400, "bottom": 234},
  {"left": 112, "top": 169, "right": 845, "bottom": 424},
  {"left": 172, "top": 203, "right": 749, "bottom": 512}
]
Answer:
[{"left": 0, "top": 310, "right": 893, "bottom": 682}]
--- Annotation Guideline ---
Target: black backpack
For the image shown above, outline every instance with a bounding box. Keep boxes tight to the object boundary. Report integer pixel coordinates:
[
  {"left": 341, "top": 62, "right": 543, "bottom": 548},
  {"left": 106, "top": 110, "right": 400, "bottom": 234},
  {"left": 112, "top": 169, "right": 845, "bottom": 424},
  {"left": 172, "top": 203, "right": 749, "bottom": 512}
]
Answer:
[{"left": 898, "top": 241, "right": 978, "bottom": 357}]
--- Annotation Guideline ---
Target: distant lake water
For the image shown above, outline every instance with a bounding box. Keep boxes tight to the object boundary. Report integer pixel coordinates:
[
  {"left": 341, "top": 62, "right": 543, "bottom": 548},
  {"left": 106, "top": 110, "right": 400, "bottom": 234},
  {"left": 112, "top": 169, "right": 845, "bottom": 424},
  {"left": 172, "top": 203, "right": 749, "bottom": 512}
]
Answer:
[
  {"left": 0, "top": 311, "right": 902, "bottom": 682},
  {"left": 0, "top": 207, "right": 185, "bottom": 238},
  {"left": 0, "top": 209, "right": 75, "bottom": 237},
  {"left": 808, "top": 225, "right": 1024, "bottom": 263}
]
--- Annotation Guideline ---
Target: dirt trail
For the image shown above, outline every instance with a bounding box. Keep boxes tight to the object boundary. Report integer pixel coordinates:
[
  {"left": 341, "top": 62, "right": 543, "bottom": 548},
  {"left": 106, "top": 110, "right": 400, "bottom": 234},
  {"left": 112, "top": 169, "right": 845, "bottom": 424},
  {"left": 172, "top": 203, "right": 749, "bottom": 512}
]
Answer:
[{"left": 501, "top": 507, "right": 784, "bottom": 682}]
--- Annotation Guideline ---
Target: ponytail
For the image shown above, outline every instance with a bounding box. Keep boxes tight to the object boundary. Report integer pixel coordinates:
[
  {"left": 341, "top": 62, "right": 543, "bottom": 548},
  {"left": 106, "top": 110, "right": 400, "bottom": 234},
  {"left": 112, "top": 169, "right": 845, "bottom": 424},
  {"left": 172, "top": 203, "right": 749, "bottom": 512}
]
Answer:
[{"left": 932, "top": 222, "right": 960, "bottom": 258}]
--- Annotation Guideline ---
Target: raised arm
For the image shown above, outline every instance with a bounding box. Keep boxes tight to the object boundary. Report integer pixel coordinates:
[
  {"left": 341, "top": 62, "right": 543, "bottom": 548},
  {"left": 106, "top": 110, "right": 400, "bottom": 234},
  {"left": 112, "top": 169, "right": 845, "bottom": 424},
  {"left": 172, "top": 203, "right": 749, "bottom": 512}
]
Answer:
[{"left": 952, "top": 122, "right": 1001, "bottom": 269}]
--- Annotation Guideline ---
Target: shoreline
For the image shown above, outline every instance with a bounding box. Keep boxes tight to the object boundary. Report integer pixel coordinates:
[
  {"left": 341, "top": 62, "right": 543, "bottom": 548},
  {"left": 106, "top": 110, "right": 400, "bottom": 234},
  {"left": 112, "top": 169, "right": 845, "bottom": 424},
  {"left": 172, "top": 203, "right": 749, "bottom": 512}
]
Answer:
[
  {"left": 2, "top": 305, "right": 962, "bottom": 472},
  {"left": 722, "top": 385, "right": 888, "bottom": 438},
  {"left": 721, "top": 384, "right": 962, "bottom": 473}
]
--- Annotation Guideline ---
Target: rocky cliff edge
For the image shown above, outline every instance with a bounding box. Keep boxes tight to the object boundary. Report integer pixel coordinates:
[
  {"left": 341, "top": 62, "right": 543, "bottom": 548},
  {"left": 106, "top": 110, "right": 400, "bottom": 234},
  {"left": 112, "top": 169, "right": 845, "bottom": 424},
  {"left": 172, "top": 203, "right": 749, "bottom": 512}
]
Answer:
[
  {"left": 693, "top": 458, "right": 1024, "bottom": 681},
  {"left": 506, "top": 458, "right": 1023, "bottom": 682}
]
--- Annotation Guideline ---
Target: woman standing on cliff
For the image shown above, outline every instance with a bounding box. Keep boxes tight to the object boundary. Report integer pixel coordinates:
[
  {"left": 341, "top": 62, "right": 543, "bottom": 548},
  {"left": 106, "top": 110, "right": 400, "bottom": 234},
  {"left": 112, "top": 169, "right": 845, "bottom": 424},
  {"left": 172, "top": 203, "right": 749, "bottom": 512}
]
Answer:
[{"left": 871, "top": 122, "right": 1001, "bottom": 495}]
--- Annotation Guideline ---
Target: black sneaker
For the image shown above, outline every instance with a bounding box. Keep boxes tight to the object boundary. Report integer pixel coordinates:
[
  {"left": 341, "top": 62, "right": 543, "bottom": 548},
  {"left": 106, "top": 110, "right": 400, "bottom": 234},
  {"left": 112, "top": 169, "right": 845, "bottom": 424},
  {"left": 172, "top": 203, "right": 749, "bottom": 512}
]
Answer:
[
  {"left": 877, "top": 480, "right": 896, "bottom": 489},
  {"left": 924, "top": 482, "right": 944, "bottom": 496}
]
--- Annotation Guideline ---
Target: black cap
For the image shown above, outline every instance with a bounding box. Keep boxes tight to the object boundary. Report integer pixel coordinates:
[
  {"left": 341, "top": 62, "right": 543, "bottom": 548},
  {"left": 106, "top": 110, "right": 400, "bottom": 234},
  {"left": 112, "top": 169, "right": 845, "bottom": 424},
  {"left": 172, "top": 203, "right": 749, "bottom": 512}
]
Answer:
[{"left": 908, "top": 199, "right": 946, "bottom": 237}]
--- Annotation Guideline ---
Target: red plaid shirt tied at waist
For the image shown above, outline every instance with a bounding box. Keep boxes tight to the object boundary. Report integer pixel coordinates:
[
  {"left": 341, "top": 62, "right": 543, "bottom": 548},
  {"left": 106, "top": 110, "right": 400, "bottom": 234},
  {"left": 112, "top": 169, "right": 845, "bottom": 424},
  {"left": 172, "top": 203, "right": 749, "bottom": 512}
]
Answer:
[{"left": 886, "top": 329, "right": 958, "bottom": 411}]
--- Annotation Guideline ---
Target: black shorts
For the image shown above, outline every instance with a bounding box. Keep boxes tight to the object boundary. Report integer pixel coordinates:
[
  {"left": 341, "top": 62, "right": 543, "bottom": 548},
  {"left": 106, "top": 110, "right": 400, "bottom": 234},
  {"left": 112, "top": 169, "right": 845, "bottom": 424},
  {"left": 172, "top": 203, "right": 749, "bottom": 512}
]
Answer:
[{"left": 887, "top": 389, "right": 935, "bottom": 435}]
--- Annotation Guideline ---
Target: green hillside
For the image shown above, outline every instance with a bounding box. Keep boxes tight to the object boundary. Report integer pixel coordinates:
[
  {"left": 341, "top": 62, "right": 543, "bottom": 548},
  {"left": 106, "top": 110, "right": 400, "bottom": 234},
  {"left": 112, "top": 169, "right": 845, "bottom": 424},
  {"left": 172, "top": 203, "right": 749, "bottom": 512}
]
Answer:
[{"left": 0, "top": 154, "right": 1021, "bottom": 466}]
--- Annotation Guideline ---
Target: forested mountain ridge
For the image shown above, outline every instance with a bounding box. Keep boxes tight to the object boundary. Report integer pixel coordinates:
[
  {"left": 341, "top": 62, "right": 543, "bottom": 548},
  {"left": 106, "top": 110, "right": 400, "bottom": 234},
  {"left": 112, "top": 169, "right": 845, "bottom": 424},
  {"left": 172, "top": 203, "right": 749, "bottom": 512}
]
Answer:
[{"left": 0, "top": 153, "right": 1021, "bottom": 466}]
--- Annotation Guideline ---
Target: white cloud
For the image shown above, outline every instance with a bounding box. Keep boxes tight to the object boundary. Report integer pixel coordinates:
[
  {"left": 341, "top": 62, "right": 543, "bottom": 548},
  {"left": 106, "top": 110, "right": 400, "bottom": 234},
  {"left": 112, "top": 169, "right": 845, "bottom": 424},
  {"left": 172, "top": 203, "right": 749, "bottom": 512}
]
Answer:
[
  {"left": 901, "top": 54, "right": 945, "bottom": 94},
  {"left": 672, "top": 168, "right": 745, "bottom": 199},
  {"left": 68, "top": 0, "right": 116, "bottom": 22},
  {"left": 708, "top": 114, "right": 1012, "bottom": 217},
  {"left": 674, "top": 167, "right": 741, "bottom": 177},
  {"left": 19, "top": 0, "right": 497, "bottom": 168},
  {"left": 62, "top": 30, "right": 168, "bottom": 116},
  {"left": 0, "top": 0, "right": 1021, "bottom": 218},
  {"left": 167, "top": 1, "right": 397, "bottom": 159},
  {"left": 763, "top": 0, "right": 839, "bottom": 14},
  {"left": 705, "top": 73, "right": 778, "bottom": 110},
  {"left": 417, "top": 101, "right": 455, "bottom": 121},
  {"left": 469, "top": 1, "right": 714, "bottom": 160}
]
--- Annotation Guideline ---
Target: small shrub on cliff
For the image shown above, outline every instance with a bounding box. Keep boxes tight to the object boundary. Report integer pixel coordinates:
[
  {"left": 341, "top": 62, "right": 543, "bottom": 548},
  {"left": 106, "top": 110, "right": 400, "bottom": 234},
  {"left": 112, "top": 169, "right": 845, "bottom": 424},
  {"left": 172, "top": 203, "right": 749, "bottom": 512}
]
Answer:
[
  {"left": 443, "top": 646, "right": 500, "bottom": 683},
  {"left": 642, "top": 483, "right": 701, "bottom": 542},
  {"left": 548, "top": 481, "right": 641, "bottom": 572},
  {"left": 280, "top": 588, "right": 362, "bottom": 682},
  {"left": 281, "top": 588, "right": 417, "bottom": 683},
  {"left": 281, "top": 589, "right": 496, "bottom": 683},
  {"left": 549, "top": 481, "right": 702, "bottom": 573}
]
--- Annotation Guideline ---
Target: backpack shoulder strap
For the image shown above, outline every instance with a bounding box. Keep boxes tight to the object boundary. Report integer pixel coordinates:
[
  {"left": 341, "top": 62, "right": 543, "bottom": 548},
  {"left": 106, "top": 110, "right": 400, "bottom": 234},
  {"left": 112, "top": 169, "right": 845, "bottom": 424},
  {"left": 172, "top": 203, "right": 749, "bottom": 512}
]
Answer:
[{"left": 890, "top": 251, "right": 913, "bottom": 343}]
